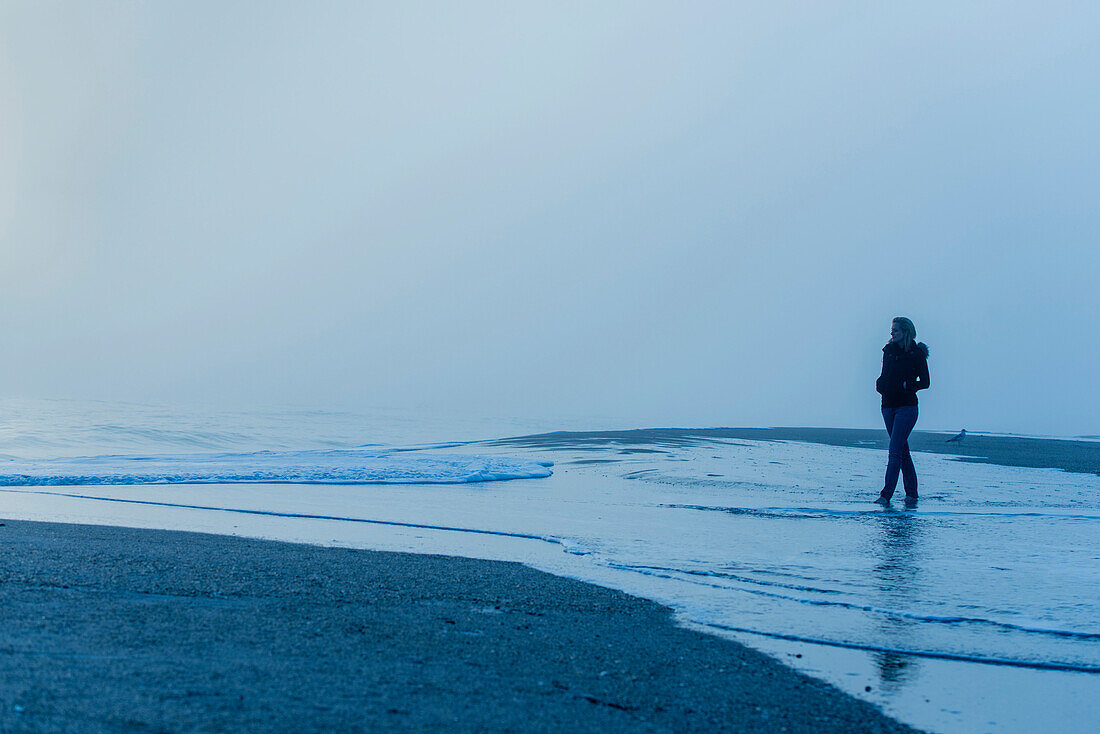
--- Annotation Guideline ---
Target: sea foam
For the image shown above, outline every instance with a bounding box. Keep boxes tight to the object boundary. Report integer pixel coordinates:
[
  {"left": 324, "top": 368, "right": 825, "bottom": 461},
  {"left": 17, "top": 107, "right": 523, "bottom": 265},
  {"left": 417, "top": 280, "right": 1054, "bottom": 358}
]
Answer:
[{"left": 0, "top": 448, "right": 553, "bottom": 486}]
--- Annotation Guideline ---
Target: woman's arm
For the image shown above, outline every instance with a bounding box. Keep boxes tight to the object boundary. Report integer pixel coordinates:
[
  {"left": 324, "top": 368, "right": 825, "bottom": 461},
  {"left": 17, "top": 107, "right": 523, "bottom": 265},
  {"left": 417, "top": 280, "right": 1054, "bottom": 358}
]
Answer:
[{"left": 907, "top": 356, "right": 930, "bottom": 392}]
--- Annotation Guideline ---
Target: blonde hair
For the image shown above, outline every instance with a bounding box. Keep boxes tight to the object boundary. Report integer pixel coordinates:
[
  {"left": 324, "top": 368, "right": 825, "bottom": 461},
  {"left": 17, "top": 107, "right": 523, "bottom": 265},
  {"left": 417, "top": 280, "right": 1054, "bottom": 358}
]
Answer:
[{"left": 892, "top": 317, "right": 917, "bottom": 352}]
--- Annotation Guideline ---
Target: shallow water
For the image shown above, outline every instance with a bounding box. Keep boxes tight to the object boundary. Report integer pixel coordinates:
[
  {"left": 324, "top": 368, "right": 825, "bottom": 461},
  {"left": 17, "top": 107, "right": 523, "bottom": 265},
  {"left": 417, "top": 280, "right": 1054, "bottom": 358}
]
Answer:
[{"left": 1, "top": 398, "right": 1097, "bottom": 732}]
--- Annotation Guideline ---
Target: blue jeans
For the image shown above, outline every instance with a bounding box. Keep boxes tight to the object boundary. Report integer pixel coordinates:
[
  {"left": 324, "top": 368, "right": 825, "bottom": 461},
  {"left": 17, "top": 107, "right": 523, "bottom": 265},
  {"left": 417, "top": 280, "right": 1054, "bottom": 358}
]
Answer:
[{"left": 881, "top": 406, "right": 918, "bottom": 499}]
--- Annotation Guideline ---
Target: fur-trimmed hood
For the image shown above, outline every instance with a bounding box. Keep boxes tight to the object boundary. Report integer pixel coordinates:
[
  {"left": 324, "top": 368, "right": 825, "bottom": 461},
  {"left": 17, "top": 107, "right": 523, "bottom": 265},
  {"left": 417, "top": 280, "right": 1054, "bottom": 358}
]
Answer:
[{"left": 884, "top": 341, "right": 929, "bottom": 358}]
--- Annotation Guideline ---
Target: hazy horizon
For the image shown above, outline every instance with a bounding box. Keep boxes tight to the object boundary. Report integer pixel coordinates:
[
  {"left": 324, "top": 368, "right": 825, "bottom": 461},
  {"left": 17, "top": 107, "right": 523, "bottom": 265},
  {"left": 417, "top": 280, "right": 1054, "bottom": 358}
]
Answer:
[{"left": 3, "top": 2, "right": 1098, "bottom": 436}]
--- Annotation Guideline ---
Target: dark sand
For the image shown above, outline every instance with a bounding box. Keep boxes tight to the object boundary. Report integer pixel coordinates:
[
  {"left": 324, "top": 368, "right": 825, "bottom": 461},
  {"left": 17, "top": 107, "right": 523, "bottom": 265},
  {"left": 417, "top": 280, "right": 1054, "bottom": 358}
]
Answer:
[
  {"left": 0, "top": 519, "right": 916, "bottom": 733},
  {"left": 494, "top": 427, "right": 1100, "bottom": 476}
]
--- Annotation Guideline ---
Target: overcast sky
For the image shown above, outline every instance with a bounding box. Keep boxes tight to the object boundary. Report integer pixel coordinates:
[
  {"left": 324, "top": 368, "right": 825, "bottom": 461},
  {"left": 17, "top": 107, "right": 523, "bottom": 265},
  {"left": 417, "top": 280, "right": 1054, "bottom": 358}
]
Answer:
[{"left": 2, "top": 2, "right": 1098, "bottom": 436}]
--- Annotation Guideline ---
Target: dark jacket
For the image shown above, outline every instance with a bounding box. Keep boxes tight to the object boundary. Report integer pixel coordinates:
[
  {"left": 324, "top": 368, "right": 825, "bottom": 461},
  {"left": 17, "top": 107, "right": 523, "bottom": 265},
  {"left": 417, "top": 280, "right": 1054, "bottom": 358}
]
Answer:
[{"left": 876, "top": 341, "right": 930, "bottom": 408}]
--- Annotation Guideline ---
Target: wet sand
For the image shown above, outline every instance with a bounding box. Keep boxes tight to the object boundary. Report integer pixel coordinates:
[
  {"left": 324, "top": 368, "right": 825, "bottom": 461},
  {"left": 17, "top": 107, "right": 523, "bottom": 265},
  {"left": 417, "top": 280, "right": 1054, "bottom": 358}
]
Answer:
[
  {"left": 0, "top": 519, "right": 916, "bottom": 733},
  {"left": 494, "top": 427, "right": 1100, "bottom": 476}
]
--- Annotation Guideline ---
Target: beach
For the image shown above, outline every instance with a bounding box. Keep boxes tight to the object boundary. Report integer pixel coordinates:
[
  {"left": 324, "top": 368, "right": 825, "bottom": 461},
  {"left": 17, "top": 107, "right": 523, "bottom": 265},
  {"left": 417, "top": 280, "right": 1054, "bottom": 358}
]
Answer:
[
  {"left": 0, "top": 519, "right": 916, "bottom": 733},
  {"left": 1, "top": 403, "right": 1097, "bottom": 732}
]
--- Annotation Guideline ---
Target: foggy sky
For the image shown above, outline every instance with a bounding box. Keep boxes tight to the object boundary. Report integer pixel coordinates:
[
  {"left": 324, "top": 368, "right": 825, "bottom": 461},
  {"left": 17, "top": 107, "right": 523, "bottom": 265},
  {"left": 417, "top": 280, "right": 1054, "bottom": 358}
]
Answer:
[{"left": 2, "top": 1, "right": 1098, "bottom": 436}]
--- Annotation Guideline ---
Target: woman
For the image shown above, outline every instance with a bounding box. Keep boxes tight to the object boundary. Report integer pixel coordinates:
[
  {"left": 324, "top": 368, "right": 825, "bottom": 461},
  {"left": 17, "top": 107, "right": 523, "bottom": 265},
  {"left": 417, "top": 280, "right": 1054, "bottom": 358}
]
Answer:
[{"left": 875, "top": 317, "right": 930, "bottom": 505}]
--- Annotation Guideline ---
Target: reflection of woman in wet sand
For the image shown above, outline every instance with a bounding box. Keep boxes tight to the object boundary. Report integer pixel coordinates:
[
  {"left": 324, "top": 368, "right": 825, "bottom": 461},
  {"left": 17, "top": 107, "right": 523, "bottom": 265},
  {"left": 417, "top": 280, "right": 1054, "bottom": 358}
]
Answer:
[
  {"left": 875, "top": 317, "right": 930, "bottom": 505},
  {"left": 871, "top": 511, "right": 923, "bottom": 690}
]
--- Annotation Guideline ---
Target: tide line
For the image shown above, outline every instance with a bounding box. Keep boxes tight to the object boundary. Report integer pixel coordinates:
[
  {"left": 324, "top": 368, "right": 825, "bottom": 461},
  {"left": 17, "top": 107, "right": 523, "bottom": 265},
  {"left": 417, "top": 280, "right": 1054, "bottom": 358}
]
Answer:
[
  {"left": 0, "top": 487, "right": 565, "bottom": 546},
  {"left": 614, "top": 562, "right": 1100, "bottom": 641},
  {"left": 701, "top": 622, "right": 1100, "bottom": 674},
  {"left": 663, "top": 504, "right": 1100, "bottom": 521}
]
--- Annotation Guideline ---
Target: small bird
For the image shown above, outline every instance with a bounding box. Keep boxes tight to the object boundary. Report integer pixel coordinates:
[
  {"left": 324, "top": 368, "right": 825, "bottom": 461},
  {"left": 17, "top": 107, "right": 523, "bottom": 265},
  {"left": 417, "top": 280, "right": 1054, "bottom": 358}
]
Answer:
[{"left": 946, "top": 429, "right": 967, "bottom": 443}]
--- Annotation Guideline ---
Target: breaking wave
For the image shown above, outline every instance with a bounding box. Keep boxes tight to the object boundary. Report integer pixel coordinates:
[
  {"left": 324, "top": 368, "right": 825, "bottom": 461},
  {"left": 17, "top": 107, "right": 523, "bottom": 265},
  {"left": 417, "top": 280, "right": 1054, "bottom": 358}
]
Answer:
[{"left": 0, "top": 448, "right": 553, "bottom": 486}]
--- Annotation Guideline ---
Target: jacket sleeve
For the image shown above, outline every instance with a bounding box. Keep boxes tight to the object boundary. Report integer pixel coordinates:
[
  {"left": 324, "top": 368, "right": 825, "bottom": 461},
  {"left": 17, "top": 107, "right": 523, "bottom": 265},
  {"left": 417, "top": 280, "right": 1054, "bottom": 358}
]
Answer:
[
  {"left": 908, "top": 355, "right": 930, "bottom": 392},
  {"left": 875, "top": 353, "right": 887, "bottom": 394}
]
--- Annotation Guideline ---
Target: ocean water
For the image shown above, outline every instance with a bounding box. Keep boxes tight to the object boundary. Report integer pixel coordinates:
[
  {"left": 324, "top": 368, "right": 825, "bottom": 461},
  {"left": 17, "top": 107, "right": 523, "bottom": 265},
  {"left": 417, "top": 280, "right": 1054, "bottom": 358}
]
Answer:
[{"left": 1, "top": 398, "right": 1097, "bottom": 733}]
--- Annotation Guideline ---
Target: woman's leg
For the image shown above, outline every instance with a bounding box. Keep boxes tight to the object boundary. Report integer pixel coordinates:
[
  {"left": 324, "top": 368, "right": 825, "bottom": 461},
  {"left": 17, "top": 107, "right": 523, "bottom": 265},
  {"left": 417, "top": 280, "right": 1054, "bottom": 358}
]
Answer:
[
  {"left": 887, "top": 406, "right": 919, "bottom": 500},
  {"left": 900, "top": 406, "right": 919, "bottom": 497},
  {"left": 880, "top": 407, "right": 901, "bottom": 500}
]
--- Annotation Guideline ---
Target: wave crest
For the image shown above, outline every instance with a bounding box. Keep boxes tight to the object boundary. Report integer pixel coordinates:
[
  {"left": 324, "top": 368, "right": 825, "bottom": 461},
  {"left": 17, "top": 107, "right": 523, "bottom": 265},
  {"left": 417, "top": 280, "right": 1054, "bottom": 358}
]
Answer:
[{"left": 0, "top": 449, "right": 553, "bottom": 486}]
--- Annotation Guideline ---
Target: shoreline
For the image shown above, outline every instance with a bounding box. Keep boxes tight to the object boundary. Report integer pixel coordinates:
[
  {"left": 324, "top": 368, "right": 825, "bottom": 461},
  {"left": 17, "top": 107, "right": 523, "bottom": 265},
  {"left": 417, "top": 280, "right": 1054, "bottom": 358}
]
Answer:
[
  {"left": 493, "top": 427, "right": 1100, "bottom": 476},
  {"left": 0, "top": 518, "right": 917, "bottom": 733}
]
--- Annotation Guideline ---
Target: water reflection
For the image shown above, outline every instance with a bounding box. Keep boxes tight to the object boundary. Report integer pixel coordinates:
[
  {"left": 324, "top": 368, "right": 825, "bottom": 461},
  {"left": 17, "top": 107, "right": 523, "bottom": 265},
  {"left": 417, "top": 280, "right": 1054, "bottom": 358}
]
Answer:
[{"left": 871, "top": 507, "right": 924, "bottom": 692}]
